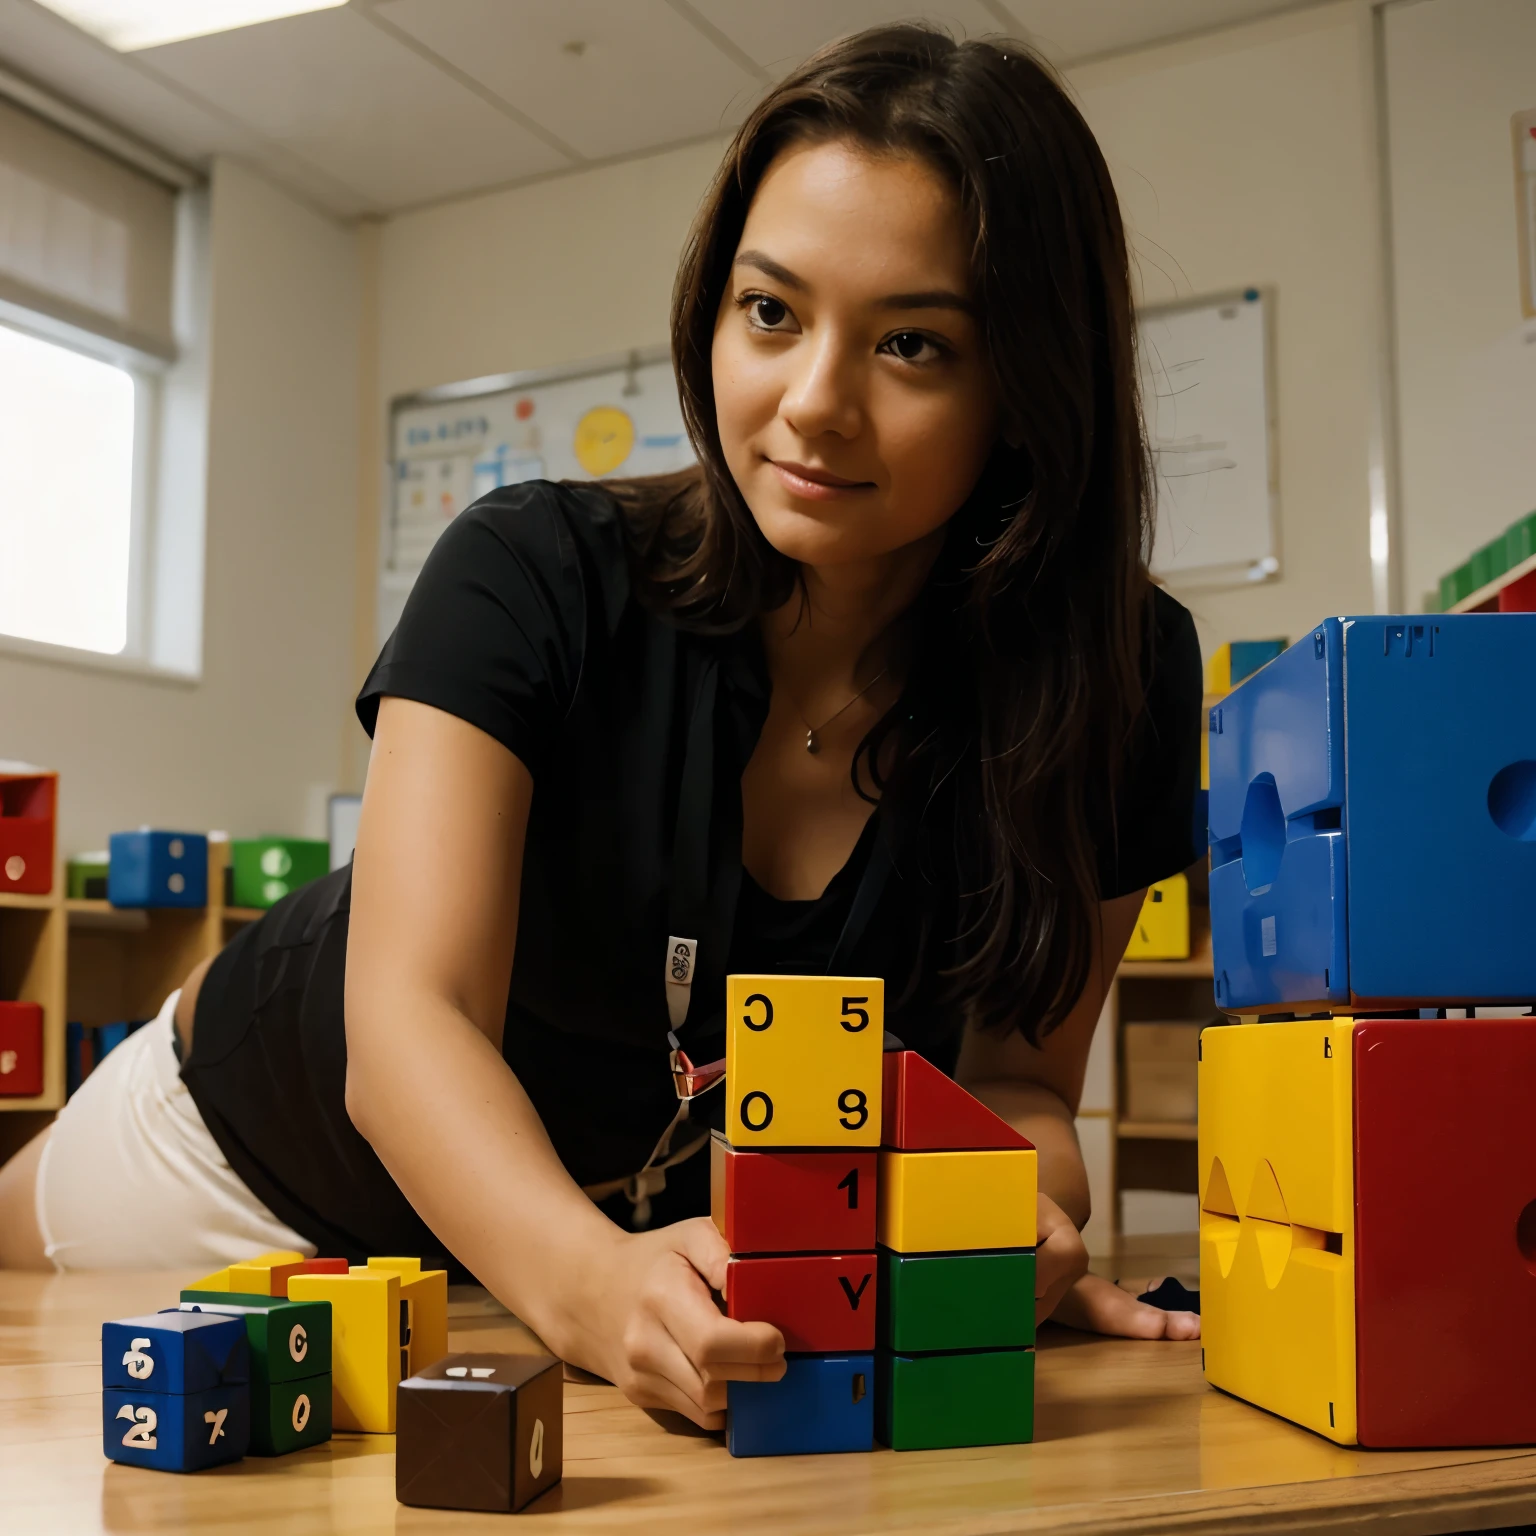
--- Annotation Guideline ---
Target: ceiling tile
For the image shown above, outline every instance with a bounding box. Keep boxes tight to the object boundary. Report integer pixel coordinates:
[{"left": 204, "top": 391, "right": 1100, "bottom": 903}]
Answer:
[
  {"left": 686, "top": 0, "right": 1011, "bottom": 76},
  {"left": 999, "top": 0, "right": 1321, "bottom": 62},
  {"left": 374, "top": 0, "right": 765, "bottom": 161},
  {"left": 134, "top": 4, "right": 572, "bottom": 211}
]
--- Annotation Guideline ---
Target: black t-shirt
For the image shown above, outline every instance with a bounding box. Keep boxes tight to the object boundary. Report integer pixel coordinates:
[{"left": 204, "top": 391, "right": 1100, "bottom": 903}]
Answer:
[{"left": 181, "top": 481, "right": 1201, "bottom": 1262}]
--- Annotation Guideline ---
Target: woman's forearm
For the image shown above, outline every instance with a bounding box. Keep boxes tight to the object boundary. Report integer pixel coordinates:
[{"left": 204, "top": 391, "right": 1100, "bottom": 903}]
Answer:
[
  {"left": 965, "top": 1079, "right": 1091, "bottom": 1229},
  {"left": 345, "top": 985, "right": 620, "bottom": 1369}
]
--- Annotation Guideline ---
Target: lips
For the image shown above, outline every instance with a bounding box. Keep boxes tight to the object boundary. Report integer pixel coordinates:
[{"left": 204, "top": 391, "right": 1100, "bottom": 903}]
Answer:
[{"left": 766, "top": 458, "right": 875, "bottom": 498}]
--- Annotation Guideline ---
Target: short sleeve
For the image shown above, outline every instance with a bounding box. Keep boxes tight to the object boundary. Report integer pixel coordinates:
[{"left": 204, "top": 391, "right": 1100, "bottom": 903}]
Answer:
[
  {"left": 356, "top": 483, "right": 601, "bottom": 778},
  {"left": 1096, "top": 587, "right": 1204, "bottom": 898}
]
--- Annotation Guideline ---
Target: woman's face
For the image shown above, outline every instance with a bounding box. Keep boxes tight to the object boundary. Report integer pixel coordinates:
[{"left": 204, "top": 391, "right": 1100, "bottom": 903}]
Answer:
[{"left": 712, "top": 137, "right": 1000, "bottom": 570}]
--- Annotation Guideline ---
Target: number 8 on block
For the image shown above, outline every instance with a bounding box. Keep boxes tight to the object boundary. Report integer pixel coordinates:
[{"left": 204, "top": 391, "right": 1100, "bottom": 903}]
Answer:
[{"left": 725, "top": 976, "right": 883, "bottom": 1147}]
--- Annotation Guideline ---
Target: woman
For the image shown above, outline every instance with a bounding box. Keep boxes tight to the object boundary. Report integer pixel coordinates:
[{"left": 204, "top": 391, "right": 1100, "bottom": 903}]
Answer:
[{"left": 0, "top": 26, "right": 1202, "bottom": 1427}]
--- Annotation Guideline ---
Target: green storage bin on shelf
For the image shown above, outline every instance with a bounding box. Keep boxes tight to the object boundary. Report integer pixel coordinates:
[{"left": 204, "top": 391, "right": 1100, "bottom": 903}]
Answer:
[
  {"left": 1470, "top": 536, "right": 1511, "bottom": 593},
  {"left": 230, "top": 838, "right": 329, "bottom": 909},
  {"left": 1438, "top": 560, "right": 1477, "bottom": 610},
  {"left": 1507, "top": 510, "right": 1536, "bottom": 570},
  {"left": 66, "top": 853, "right": 110, "bottom": 900}
]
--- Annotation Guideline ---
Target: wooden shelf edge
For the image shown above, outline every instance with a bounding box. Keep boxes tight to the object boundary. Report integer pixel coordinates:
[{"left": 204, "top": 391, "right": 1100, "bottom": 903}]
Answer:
[
  {"left": 0, "top": 890, "right": 60, "bottom": 911},
  {"left": 0, "top": 1093, "right": 65, "bottom": 1113},
  {"left": 1118, "top": 958, "right": 1215, "bottom": 978},
  {"left": 1117, "top": 1120, "right": 1198, "bottom": 1141},
  {"left": 1448, "top": 548, "right": 1536, "bottom": 613},
  {"left": 223, "top": 907, "right": 265, "bottom": 922}
]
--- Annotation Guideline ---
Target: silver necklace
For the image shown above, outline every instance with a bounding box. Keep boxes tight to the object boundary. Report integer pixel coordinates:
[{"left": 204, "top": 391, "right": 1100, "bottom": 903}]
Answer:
[{"left": 799, "top": 669, "right": 888, "bottom": 754}]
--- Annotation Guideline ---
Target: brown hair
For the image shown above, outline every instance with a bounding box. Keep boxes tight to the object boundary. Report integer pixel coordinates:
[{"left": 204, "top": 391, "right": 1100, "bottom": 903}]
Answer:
[{"left": 610, "top": 23, "right": 1154, "bottom": 1043}]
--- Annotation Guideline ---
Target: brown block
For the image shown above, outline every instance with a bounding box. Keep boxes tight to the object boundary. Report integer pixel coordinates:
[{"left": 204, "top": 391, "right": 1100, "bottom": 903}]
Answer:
[{"left": 396, "top": 1352, "right": 562, "bottom": 1513}]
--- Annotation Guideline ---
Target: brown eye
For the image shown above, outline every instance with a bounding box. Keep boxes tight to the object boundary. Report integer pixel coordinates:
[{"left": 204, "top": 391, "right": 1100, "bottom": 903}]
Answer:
[
  {"left": 891, "top": 332, "right": 928, "bottom": 360},
  {"left": 752, "top": 296, "right": 788, "bottom": 328}
]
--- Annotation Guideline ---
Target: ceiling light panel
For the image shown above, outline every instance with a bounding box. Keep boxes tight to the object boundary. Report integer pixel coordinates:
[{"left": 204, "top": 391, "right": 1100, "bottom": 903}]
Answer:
[{"left": 34, "top": 0, "right": 349, "bottom": 53}]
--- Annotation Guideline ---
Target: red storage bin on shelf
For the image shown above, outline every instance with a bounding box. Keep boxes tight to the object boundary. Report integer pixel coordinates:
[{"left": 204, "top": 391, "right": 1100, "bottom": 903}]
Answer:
[
  {"left": 0, "top": 1001, "right": 44, "bottom": 1096},
  {"left": 0, "top": 766, "right": 57, "bottom": 896}
]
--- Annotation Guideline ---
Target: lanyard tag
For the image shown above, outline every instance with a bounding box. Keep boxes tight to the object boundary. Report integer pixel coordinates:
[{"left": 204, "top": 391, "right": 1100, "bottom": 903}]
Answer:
[{"left": 665, "top": 936, "right": 696, "bottom": 1030}]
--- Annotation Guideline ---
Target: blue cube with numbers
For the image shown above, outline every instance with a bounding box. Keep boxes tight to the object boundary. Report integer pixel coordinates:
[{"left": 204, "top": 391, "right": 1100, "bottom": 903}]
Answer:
[
  {"left": 102, "top": 1311, "right": 248, "bottom": 1394},
  {"left": 107, "top": 829, "right": 207, "bottom": 908},
  {"left": 103, "top": 1384, "right": 250, "bottom": 1472},
  {"left": 1208, "top": 615, "right": 1536, "bottom": 1011},
  {"left": 727, "top": 1353, "right": 874, "bottom": 1457}
]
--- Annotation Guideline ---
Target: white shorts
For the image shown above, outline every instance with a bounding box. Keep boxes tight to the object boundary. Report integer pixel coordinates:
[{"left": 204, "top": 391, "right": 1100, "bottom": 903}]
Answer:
[{"left": 35, "top": 990, "right": 315, "bottom": 1271}]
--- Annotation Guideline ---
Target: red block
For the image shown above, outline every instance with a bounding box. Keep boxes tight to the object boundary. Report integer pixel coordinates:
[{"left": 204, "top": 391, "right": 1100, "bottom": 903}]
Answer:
[
  {"left": 725, "top": 1253, "right": 877, "bottom": 1352},
  {"left": 0, "top": 771, "right": 56, "bottom": 896},
  {"left": 271, "top": 1256, "right": 350, "bottom": 1298},
  {"left": 711, "top": 1137, "right": 876, "bottom": 1254},
  {"left": 881, "top": 1050, "right": 1030, "bottom": 1150},
  {"left": 0, "top": 1001, "right": 43, "bottom": 1097},
  {"left": 1498, "top": 568, "right": 1536, "bottom": 612},
  {"left": 1353, "top": 1018, "right": 1536, "bottom": 1447}
]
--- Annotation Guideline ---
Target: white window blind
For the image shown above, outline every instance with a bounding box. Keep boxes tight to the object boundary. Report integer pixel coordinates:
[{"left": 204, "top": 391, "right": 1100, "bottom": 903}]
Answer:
[{"left": 0, "top": 95, "right": 178, "bottom": 359}]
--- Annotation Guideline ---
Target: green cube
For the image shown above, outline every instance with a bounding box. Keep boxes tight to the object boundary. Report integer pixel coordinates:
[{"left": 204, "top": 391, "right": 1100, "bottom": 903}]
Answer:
[
  {"left": 251, "top": 1372, "right": 332, "bottom": 1456},
  {"left": 879, "top": 1248, "right": 1035, "bottom": 1354},
  {"left": 179, "top": 1291, "right": 332, "bottom": 1383},
  {"left": 1507, "top": 510, "right": 1536, "bottom": 570},
  {"left": 66, "top": 854, "right": 109, "bottom": 900},
  {"left": 230, "top": 838, "right": 330, "bottom": 909},
  {"left": 876, "top": 1348, "right": 1035, "bottom": 1450}
]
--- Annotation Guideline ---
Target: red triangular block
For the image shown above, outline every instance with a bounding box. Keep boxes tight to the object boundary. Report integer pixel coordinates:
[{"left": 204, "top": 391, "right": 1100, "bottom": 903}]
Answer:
[{"left": 881, "top": 1051, "right": 1033, "bottom": 1150}]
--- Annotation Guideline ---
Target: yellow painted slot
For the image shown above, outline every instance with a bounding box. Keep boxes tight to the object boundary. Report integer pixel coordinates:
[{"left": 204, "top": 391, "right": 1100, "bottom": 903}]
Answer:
[
  {"left": 1199, "top": 1020, "right": 1357, "bottom": 1444},
  {"left": 364, "top": 1258, "right": 448, "bottom": 1379}
]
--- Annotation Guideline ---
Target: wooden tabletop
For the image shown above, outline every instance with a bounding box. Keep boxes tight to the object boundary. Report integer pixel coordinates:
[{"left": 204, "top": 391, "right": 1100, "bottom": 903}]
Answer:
[{"left": 6, "top": 1271, "right": 1536, "bottom": 1535}]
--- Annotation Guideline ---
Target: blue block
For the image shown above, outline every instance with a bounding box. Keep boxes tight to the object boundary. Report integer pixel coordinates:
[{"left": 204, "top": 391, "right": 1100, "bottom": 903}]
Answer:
[
  {"left": 103, "top": 1385, "right": 249, "bottom": 1471},
  {"left": 727, "top": 1354, "right": 874, "bottom": 1457},
  {"left": 96, "top": 1022, "right": 129, "bottom": 1059},
  {"left": 102, "top": 1312, "right": 249, "bottom": 1395},
  {"left": 1209, "top": 615, "right": 1536, "bottom": 1009},
  {"left": 107, "top": 830, "right": 207, "bottom": 908},
  {"left": 66, "top": 1021, "right": 85, "bottom": 1098}
]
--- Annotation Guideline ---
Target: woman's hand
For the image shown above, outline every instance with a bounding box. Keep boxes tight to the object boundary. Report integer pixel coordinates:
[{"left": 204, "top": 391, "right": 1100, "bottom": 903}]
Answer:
[
  {"left": 1035, "top": 1192, "right": 1089, "bottom": 1321},
  {"left": 1052, "top": 1272, "right": 1200, "bottom": 1340},
  {"left": 575, "top": 1217, "right": 786, "bottom": 1430}
]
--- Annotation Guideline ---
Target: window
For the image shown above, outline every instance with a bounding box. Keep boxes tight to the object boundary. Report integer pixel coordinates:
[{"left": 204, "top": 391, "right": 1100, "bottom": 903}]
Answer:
[{"left": 0, "top": 321, "right": 143, "bottom": 655}]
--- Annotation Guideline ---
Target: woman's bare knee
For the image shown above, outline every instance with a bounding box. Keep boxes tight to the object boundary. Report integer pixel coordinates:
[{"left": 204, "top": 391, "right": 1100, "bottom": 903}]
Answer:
[{"left": 0, "top": 1127, "right": 53, "bottom": 1270}]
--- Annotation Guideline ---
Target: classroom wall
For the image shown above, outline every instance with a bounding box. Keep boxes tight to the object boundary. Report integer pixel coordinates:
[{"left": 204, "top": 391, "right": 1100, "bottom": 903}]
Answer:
[
  {"left": 1383, "top": 0, "right": 1536, "bottom": 608},
  {"left": 0, "top": 158, "right": 360, "bottom": 853},
  {"left": 1073, "top": 2, "right": 1379, "bottom": 652}
]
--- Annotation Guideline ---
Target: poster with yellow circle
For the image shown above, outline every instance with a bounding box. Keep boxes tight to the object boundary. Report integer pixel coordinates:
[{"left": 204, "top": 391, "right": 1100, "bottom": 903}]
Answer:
[{"left": 573, "top": 406, "right": 635, "bottom": 477}]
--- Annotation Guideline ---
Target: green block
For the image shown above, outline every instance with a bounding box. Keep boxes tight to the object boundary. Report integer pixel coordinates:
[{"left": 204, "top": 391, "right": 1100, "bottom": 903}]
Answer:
[
  {"left": 879, "top": 1248, "right": 1035, "bottom": 1354},
  {"left": 1471, "top": 536, "right": 1511, "bottom": 591},
  {"left": 179, "top": 1291, "right": 332, "bottom": 1383},
  {"left": 876, "top": 1348, "right": 1034, "bottom": 1450},
  {"left": 66, "top": 854, "right": 109, "bottom": 900},
  {"left": 230, "top": 838, "right": 330, "bottom": 909},
  {"left": 1508, "top": 510, "right": 1536, "bottom": 569},
  {"left": 1437, "top": 572, "right": 1456, "bottom": 612},
  {"left": 251, "top": 1372, "right": 332, "bottom": 1456},
  {"left": 1449, "top": 560, "right": 1477, "bottom": 604}
]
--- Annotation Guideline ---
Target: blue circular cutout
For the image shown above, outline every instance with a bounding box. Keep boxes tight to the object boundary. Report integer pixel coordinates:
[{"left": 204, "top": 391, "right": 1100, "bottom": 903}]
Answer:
[{"left": 1488, "top": 761, "right": 1536, "bottom": 841}]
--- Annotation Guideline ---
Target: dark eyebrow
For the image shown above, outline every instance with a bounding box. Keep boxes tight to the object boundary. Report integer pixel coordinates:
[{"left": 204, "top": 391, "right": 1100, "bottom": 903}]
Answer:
[{"left": 732, "top": 250, "right": 975, "bottom": 316}]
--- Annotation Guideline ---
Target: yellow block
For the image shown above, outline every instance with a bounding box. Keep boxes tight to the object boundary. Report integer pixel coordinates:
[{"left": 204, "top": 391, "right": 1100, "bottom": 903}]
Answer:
[
  {"left": 1124, "top": 874, "right": 1190, "bottom": 961},
  {"left": 1199, "top": 1019, "right": 1357, "bottom": 1444},
  {"left": 227, "top": 1249, "right": 307, "bottom": 1297},
  {"left": 288, "top": 1269, "right": 401, "bottom": 1432},
  {"left": 725, "top": 975, "right": 883, "bottom": 1148},
  {"left": 364, "top": 1258, "right": 448, "bottom": 1379},
  {"left": 878, "top": 1148, "right": 1037, "bottom": 1252},
  {"left": 1205, "top": 643, "right": 1232, "bottom": 696},
  {"left": 186, "top": 1267, "right": 232, "bottom": 1292}
]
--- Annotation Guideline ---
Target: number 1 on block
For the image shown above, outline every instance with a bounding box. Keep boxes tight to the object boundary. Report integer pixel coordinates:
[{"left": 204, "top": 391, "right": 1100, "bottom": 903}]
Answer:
[{"left": 725, "top": 976, "right": 884, "bottom": 1147}]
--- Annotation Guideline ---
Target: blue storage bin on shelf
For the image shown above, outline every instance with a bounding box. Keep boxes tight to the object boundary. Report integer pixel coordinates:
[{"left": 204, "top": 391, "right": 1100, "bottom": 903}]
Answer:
[
  {"left": 1208, "top": 615, "right": 1536, "bottom": 1012},
  {"left": 108, "top": 831, "right": 208, "bottom": 909}
]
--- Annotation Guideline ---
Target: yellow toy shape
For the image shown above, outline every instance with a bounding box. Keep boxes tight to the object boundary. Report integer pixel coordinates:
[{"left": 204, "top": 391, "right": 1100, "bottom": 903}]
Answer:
[
  {"left": 1205, "top": 644, "right": 1233, "bottom": 696},
  {"left": 1199, "top": 1020, "right": 1357, "bottom": 1444},
  {"left": 227, "top": 1249, "right": 307, "bottom": 1297},
  {"left": 186, "top": 1267, "right": 232, "bottom": 1292},
  {"left": 878, "top": 1148, "right": 1037, "bottom": 1253},
  {"left": 725, "top": 975, "right": 883, "bottom": 1148},
  {"left": 1124, "top": 874, "right": 1190, "bottom": 961},
  {"left": 289, "top": 1268, "right": 401, "bottom": 1433},
  {"left": 364, "top": 1258, "right": 448, "bottom": 1379}
]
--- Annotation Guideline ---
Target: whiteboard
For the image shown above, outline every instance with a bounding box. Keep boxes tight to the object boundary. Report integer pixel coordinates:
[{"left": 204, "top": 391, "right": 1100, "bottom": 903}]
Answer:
[
  {"left": 1138, "top": 290, "right": 1279, "bottom": 584},
  {"left": 381, "top": 346, "right": 693, "bottom": 644}
]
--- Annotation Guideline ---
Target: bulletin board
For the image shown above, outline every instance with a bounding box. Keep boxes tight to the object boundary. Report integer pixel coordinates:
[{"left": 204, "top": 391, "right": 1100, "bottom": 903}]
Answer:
[
  {"left": 380, "top": 346, "right": 693, "bottom": 644},
  {"left": 1137, "top": 289, "right": 1279, "bottom": 586}
]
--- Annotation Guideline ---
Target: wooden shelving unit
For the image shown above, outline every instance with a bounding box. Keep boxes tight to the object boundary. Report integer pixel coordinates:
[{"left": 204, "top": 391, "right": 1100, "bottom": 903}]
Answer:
[{"left": 0, "top": 838, "right": 260, "bottom": 1165}]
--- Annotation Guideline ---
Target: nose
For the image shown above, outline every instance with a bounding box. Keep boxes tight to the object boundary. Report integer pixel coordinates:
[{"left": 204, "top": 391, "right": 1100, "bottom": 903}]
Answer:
[{"left": 779, "top": 331, "right": 863, "bottom": 442}]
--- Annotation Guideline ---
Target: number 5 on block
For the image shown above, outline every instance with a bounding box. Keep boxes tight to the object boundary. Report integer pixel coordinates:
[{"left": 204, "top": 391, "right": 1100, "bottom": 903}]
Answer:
[{"left": 726, "top": 976, "right": 883, "bottom": 1147}]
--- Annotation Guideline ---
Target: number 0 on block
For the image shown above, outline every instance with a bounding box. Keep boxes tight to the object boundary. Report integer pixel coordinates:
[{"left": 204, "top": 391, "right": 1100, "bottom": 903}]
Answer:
[{"left": 725, "top": 975, "right": 884, "bottom": 1147}]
